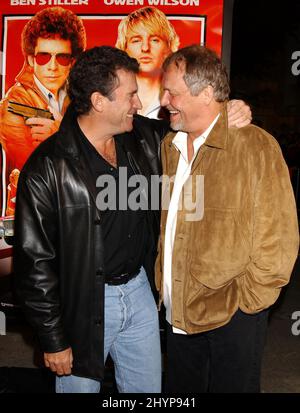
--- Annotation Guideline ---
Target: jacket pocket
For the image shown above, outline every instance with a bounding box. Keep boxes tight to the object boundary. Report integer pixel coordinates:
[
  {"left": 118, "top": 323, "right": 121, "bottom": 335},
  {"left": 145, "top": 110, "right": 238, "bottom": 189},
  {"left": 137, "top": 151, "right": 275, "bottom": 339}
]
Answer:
[
  {"left": 189, "top": 208, "right": 249, "bottom": 289},
  {"left": 190, "top": 262, "right": 246, "bottom": 290}
]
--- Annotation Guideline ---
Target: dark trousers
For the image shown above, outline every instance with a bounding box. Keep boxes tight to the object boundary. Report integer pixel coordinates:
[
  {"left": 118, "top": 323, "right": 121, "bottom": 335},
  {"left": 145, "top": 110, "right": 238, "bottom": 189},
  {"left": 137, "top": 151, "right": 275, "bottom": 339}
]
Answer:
[{"left": 165, "top": 309, "right": 269, "bottom": 393}]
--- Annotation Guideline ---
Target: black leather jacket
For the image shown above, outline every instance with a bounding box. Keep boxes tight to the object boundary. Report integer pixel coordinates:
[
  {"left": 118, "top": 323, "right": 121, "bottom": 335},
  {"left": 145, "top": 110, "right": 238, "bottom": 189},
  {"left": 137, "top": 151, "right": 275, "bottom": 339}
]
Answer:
[{"left": 14, "top": 106, "right": 169, "bottom": 381}]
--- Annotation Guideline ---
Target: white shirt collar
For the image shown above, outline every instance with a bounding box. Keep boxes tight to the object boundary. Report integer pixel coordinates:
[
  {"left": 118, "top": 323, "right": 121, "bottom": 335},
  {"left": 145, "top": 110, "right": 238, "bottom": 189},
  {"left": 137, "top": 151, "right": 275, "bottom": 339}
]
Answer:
[{"left": 172, "top": 113, "right": 220, "bottom": 164}]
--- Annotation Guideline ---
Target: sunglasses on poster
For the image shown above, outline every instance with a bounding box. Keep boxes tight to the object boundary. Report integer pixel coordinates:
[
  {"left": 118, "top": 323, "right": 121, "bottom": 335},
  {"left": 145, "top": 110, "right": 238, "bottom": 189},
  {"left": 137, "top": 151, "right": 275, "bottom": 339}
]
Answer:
[{"left": 34, "top": 52, "right": 73, "bottom": 66}]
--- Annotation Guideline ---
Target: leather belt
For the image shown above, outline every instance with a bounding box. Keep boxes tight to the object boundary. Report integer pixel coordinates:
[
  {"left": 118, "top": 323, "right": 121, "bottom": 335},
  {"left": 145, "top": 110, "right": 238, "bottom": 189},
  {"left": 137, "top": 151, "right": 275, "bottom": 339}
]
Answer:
[{"left": 104, "top": 269, "right": 140, "bottom": 286}]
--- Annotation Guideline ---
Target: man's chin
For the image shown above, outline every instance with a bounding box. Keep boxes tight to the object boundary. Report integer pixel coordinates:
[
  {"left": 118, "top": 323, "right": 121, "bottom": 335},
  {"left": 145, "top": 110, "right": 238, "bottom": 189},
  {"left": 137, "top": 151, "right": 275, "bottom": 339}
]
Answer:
[
  {"left": 43, "top": 80, "right": 65, "bottom": 92},
  {"left": 138, "top": 65, "right": 160, "bottom": 76},
  {"left": 126, "top": 124, "right": 134, "bottom": 132},
  {"left": 124, "top": 119, "right": 134, "bottom": 132},
  {"left": 170, "top": 121, "right": 183, "bottom": 131}
]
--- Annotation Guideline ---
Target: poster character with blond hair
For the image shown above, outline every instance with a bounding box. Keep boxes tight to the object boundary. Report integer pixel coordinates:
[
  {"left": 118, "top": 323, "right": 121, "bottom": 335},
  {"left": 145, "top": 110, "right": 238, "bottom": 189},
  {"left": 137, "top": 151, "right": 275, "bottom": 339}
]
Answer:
[{"left": 116, "top": 7, "right": 179, "bottom": 119}]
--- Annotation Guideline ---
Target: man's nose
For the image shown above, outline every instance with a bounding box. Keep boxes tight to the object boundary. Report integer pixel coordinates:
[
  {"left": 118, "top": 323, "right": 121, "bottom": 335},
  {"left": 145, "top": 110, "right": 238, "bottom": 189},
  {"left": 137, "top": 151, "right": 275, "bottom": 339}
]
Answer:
[
  {"left": 141, "top": 39, "right": 150, "bottom": 52},
  {"left": 134, "top": 94, "right": 143, "bottom": 111},
  {"left": 160, "top": 90, "right": 170, "bottom": 107},
  {"left": 48, "top": 55, "right": 58, "bottom": 70}
]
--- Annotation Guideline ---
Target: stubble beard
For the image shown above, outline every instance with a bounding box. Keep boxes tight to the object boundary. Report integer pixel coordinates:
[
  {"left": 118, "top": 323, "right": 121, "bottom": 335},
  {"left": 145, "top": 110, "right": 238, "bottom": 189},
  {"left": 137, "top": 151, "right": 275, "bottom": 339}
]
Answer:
[{"left": 170, "top": 119, "right": 184, "bottom": 132}]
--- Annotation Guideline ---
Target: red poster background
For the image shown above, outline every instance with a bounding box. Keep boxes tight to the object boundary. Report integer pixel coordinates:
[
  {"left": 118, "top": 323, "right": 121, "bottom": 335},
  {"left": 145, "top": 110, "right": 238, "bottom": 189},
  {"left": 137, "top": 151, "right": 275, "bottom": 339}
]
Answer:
[
  {"left": 4, "top": 18, "right": 204, "bottom": 93},
  {"left": 0, "top": 0, "right": 224, "bottom": 275},
  {"left": 1, "top": 0, "right": 224, "bottom": 95}
]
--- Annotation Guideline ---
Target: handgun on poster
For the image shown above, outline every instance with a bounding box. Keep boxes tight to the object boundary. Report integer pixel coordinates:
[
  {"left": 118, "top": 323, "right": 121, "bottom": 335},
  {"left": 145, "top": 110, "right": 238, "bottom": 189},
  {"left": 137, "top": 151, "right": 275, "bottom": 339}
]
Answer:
[{"left": 8, "top": 101, "right": 54, "bottom": 120}]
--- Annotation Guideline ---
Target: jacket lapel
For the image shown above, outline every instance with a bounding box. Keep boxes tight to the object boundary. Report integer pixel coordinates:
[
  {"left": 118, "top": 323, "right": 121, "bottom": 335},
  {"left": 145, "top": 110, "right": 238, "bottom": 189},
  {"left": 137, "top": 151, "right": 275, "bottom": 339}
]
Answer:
[
  {"left": 54, "top": 105, "right": 101, "bottom": 220},
  {"left": 191, "top": 104, "right": 228, "bottom": 174}
]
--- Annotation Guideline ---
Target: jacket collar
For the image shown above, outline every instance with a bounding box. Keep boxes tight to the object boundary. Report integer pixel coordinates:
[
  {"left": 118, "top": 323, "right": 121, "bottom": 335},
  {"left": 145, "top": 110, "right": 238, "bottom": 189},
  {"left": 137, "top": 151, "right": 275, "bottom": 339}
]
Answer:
[
  {"left": 54, "top": 104, "right": 103, "bottom": 219},
  {"left": 54, "top": 104, "right": 81, "bottom": 160},
  {"left": 203, "top": 103, "right": 228, "bottom": 150},
  {"left": 54, "top": 107, "right": 141, "bottom": 161},
  {"left": 15, "top": 62, "right": 36, "bottom": 90}
]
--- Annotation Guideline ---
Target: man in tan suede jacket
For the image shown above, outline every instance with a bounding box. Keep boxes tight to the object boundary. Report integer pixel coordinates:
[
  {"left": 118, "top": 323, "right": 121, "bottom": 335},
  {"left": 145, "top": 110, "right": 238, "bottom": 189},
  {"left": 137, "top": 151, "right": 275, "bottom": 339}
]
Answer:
[{"left": 155, "top": 45, "right": 299, "bottom": 393}]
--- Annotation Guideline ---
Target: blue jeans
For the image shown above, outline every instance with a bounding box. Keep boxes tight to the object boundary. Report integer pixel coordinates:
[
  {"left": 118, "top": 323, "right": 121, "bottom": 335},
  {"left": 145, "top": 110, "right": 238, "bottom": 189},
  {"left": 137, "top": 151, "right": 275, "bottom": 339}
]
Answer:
[{"left": 56, "top": 267, "right": 161, "bottom": 393}]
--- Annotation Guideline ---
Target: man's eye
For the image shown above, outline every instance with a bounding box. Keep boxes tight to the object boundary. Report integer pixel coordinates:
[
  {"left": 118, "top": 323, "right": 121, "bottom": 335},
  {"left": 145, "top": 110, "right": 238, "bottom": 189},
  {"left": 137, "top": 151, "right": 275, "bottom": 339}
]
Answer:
[
  {"left": 151, "top": 38, "right": 160, "bottom": 43},
  {"left": 130, "top": 38, "right": 141, "bottom": 44}
]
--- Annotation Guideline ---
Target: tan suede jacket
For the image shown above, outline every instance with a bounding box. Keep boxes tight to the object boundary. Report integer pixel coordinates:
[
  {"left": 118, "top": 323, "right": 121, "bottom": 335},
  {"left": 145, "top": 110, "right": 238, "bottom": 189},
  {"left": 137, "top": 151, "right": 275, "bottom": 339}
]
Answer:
[
  {"left": 0, "top": 63, "right": 69, "bottom": 171},
  {"left": 155, "top": 106, "right": 299, "bottom": 334}
]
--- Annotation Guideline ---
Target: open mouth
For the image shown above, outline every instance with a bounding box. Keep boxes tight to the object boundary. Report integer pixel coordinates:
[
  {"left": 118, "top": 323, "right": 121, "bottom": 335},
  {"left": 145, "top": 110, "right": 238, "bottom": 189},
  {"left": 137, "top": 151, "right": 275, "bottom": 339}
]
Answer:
[{"left": 169, "top": 110, "right": 180, "bottom": 118}]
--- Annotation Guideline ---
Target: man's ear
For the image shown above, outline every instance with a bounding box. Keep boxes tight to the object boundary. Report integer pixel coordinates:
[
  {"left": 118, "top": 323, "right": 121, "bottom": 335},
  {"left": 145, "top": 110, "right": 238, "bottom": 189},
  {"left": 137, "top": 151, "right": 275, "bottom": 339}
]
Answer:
[
  {"left": 202, "top": 85, "right": 214, "bottom": 105},
  {"left": 28, "top": 55, "right": 34, "bottom": 68},
  {"left": 90, "top": 92, "right": 104, "bottom": 112}
]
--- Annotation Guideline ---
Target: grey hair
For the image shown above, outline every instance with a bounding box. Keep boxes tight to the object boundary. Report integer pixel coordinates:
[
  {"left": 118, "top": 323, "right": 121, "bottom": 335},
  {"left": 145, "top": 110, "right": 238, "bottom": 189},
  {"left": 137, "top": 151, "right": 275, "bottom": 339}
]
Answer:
[{"left": 163, "top": 45, "right": 230, "bottom": 102}]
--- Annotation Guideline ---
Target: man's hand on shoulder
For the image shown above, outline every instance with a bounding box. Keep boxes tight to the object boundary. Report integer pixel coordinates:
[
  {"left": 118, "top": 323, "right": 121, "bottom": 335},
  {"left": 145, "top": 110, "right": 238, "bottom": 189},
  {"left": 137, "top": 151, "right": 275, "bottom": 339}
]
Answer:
[
  {"left": 44, "top": 347, "right": 73, "bottom": 376},
  {"left": 227, "top": 99, "right": 252, "bottom": 128}
]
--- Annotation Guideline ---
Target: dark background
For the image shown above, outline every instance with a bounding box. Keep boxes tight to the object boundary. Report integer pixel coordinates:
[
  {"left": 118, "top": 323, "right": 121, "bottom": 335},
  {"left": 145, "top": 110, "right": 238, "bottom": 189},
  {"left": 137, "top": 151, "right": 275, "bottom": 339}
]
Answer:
[{"left": 230, "top": 0, "right": 300, "bottom": 171}]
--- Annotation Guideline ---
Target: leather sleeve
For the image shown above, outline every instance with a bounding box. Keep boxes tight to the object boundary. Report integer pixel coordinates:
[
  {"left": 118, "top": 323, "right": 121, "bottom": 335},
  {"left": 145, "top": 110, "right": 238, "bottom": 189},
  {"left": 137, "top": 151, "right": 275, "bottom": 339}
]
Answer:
[{"left": 14, "top": 164, "right": 70, "bottom": 352}]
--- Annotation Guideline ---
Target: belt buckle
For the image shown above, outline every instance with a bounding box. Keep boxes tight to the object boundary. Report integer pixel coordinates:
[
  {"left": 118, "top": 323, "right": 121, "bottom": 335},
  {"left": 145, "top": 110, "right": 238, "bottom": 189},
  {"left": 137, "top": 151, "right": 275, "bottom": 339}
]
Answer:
[
  {"left": 105, "top": 272, "right": 129, "bottom": 285},
  {"left": 114, "top": 272, "right": 129, "bottom": 284},
  {"left": 119, "top": 272, "right": 130, "bottom": 284}
]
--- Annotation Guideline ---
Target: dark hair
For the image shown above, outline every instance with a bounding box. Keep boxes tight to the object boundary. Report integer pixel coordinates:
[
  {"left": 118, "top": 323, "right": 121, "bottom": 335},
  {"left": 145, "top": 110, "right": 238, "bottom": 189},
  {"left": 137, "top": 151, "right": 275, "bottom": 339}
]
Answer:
[
  {"left": 21, "top": 7, "right": 86, "bottom": 58},
  {"left": 163, "top": 45, "right": 230, "bottom": 102},
  {"left": 68, "top": 46, "right": 139, "bottom": 115}
]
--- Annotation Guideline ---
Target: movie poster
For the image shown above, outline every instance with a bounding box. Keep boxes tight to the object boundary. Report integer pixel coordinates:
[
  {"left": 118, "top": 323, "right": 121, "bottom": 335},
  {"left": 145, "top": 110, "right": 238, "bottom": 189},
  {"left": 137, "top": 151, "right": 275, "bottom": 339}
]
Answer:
[{"left": 0, "top": 0, "right": 225, "bottom": 275}]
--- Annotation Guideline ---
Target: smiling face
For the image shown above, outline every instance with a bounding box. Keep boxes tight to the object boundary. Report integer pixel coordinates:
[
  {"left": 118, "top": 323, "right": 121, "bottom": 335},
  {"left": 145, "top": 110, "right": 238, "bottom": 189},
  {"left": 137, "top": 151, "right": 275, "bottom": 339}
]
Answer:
[
  {"left": 125, "top": 23, "right": 171, "bottom": 77},
  {"left": 28, "top": 36, "right": 73, "bottom": 97},
  {"left": 161, "top": 62, "right": 208, "bottom": 137},
  {"left": 104, "top": 69, "right": 142, "bottom": 134}
]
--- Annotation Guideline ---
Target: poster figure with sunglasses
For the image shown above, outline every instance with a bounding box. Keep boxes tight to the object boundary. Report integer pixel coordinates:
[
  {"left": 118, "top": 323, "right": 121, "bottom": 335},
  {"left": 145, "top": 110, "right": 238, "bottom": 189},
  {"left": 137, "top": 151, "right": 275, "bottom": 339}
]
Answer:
[{"left": 0, "top": 7, "right": 86, "bottom": 215}]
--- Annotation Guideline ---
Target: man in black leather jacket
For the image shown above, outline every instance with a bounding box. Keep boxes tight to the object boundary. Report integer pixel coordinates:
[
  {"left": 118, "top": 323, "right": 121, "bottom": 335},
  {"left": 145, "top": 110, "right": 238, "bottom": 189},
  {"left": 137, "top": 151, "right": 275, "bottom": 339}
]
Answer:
[
  {"left": 14, "top": 46, "right": 251, "bottom": 393},
  {"left": 14, "top": 46, "right": 169, "bottom": 393}
]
